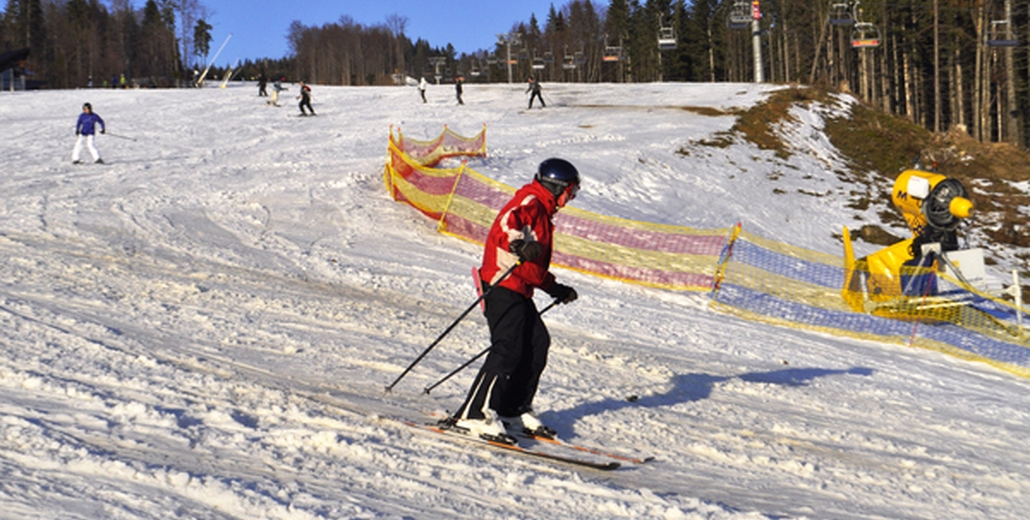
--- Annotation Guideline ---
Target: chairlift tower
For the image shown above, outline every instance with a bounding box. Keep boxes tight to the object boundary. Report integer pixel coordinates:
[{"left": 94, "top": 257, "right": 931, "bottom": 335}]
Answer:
[
  {"left": 751, "top": 1, "right": 764, "bottom": 83},
  {"left": 428, "top": 57, "right": 447, "bottom": 84},
  {"left": 496, "top": 32, "right": 521, "bottom": 84}
]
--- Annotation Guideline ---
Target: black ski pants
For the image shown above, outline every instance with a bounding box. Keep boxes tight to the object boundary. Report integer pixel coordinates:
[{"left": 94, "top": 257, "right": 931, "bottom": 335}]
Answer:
[
  {"left": 528, "top": 91, "right": 545, "bottom": 108},
  {"left": 455, "top": 286, "right": 550, "bottom": 420}
]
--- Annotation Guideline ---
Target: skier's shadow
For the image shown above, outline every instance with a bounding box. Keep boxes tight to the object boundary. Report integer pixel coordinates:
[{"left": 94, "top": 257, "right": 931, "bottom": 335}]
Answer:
[{"left": 548, "top": 366, "right": 873, "bottom": 438}]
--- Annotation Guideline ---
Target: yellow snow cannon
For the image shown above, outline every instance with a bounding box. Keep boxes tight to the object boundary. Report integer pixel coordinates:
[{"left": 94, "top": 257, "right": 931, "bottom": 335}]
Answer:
[
  {"left": 891, "top": 170, "right": 973, "bottom": 238},
  {"left": 842, "top": 169, "right": 979, "bottom": 319}
]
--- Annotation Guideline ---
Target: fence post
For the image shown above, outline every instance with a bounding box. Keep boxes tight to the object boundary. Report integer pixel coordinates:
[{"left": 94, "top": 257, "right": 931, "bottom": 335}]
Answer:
[{"left": 1007, "top": 269, "right": 1024, "bottom": 337}]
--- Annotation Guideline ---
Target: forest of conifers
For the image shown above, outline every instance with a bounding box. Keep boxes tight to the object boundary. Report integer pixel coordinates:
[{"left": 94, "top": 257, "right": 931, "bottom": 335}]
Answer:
[{"left": 3, "top": 1, "right": 1029, "bottom": 150}]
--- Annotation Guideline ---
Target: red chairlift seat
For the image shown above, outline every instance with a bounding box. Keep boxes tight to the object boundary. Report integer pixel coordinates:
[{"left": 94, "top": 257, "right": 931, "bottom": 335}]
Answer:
[{"left": 851, "top": 22, "right": 881, "bottom": 48}]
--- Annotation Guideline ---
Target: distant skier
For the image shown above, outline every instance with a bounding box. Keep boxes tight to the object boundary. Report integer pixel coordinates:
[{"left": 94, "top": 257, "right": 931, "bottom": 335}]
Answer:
[
  {"left": 72, "top": 102, "right": 105, "bottom": 164},
  {"left": 257, "top": 74, "right": 268, "bottom": 97},
  {"left": 526, "top": 77, "right": 545, "bottom": 109},
  {"left": 455, "top": 77, "right": 464, "bottom": 105},
  {"left": 297, "top": 81, "right": 315, "bottom": 115},
  {"left": 267, "top": 79, "right": 286, "bottom": 107},
  {"left": 419, "top": 76, "right": 428, "bottom": 103},
  {"left": 445, "top": 158, "right": 582, "bottom": 444}
]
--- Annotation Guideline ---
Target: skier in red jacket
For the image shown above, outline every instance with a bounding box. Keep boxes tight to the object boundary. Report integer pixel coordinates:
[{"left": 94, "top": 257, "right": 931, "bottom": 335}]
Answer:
[{"left": 448, "top": 158, "right": 582, "bottom": 444}]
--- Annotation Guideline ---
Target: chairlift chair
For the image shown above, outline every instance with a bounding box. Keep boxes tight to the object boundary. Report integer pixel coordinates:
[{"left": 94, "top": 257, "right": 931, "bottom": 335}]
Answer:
[
  {"left": 850, "top": 22, "right": 881, "bottom": 48},
  {"left": 563, "top": 53, "right": 576, "bottom": 70},
  {"left": 543, "top": 51, "right": 555, "bottom": 64},
  {"left": 728, "top": 0, "right": 752, "bottom": 29},
  {"left": 574, "top": 51, "right": 586, "bottom": 65},
  {"left": 603, "top": 45, "right": 622, "bottom": 62},
  {"left": 603, "top": 35, "right": 622, "bottom": 62},
  {"left": 658, "top": 27, "right": 677, "bottom": 50},
  {"left": 987, "top": 19, "right": 1019, "bottom": 47},
  {"left": 829, "top": 1, "right": 856, "bottom": 26},
  {"left": 532, "top": 55, "right": 545, "bottom": 70}
]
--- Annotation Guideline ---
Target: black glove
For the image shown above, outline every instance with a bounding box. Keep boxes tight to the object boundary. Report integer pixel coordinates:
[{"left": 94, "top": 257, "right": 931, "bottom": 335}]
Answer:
[
  {"left": 509, "top": 239, "right": 543, "bottom": 262},
  {"left": 545, "top": 283, "right": 578, "bottom": 304},
  {"left": 101, "top": 129, "right": 105, "bottom": 134},
  {"left": 76, "top": 131, "right": 80, "bottom": 135}
]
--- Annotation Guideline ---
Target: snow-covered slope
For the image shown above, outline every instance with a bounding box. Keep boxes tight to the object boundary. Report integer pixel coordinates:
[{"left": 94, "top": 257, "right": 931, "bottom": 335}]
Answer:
[{"left": 1, "top": 82, "right": 1027, "bottom": 519}]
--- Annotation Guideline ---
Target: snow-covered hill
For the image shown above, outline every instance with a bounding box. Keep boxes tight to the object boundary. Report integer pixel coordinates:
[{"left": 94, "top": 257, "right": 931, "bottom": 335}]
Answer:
[{"left": 1, "top": 82, "right": 1027, "bottom": 519}]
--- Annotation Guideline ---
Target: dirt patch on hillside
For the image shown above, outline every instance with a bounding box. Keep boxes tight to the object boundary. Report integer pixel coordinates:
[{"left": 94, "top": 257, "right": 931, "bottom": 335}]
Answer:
[{"left": 713, "top": 86, "right": 1029, "bottom": 297}]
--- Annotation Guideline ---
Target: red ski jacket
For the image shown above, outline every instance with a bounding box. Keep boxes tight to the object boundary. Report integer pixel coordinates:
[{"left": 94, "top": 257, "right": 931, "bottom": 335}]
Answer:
[{"left": 480, "top": 180, "right": 559, "bottom": 298}]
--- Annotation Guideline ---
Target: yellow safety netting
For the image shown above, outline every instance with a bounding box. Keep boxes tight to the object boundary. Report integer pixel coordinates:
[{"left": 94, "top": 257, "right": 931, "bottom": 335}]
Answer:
[
  {"left": 712, "top": 229, "right": 1030, "bottom": 378},
  {"left": 384, "top": 125, "right": 729, "bottom": 291},
  {"left": 384, "top": 126, "right": 1030, "bottom": 379}
]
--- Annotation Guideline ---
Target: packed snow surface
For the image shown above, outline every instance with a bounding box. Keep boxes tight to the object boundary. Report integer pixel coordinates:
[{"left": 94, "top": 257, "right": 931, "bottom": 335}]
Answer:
[{"left": 1, "top": 82, "right": 1028, "bottom": 519}]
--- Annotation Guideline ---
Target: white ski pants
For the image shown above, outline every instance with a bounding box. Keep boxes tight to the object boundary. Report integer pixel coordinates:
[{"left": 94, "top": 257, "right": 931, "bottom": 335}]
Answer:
[{"left": 72, "top": 134, "right": 101, "bottom": 162}]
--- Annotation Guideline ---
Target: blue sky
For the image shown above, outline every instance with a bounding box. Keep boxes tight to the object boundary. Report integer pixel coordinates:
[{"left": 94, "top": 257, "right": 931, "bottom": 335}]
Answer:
[{"left": 175, "top": 1, "right": 566, "bottom": 66}]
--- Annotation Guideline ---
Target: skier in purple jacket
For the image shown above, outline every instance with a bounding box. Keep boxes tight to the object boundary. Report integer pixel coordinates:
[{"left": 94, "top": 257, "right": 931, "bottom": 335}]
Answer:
[{"left": 72, "top": 102, "right": 106, "bottom": 164}]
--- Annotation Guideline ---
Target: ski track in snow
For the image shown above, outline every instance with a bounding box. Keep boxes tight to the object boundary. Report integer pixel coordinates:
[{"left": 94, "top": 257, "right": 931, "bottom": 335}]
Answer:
[{"left": 1, "top": 83, "right": 1028, "bottom": 519}]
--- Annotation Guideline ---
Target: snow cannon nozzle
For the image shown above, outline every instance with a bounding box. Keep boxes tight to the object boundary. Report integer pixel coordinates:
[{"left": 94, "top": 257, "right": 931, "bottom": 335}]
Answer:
[{"left": 949, "top": 196, "right": 973, "bottom": 220}]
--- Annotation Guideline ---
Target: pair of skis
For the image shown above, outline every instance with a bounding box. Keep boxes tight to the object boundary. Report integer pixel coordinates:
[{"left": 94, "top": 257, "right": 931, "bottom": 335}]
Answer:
[{"left": 401, "top": 415, "right": 653, "bottom": 471}]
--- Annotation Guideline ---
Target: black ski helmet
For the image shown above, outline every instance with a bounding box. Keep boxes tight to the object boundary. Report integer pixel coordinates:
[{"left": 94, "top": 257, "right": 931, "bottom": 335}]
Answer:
[
  {"left": 535, "top": 158, "right": 580, "bottom": 198},
  {"left": 83, "top": 102, "right": 92, "bottom": 111}
]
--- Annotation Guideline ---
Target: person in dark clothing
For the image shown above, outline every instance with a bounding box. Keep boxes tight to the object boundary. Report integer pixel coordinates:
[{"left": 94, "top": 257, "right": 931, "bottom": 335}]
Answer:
[
  {"left": 527, "top": 77, "right": 545, "bottom": 109},
  {"left": 258, "top": 74, "right": 268, "bottom": 97},
  {"left": 447, "top": 158, "right": 582, "bottom": 444},
  {"left": 455, "top": 77, "right": 464, "bottom": 105},
  {"left": 297, "top": 81, "right": 315, "bottom": 115}
]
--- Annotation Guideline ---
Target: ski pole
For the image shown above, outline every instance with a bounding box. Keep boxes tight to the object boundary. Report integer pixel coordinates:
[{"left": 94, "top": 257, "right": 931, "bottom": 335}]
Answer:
[
  {"left": 385, "top": 262, "right": 520, "bottom": 393},
  {"left": 104, "top": 132, "right": 137, "bottom": 142},
  {"left": 422, "top": 300, "right": 558, "bottom": 395}
]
